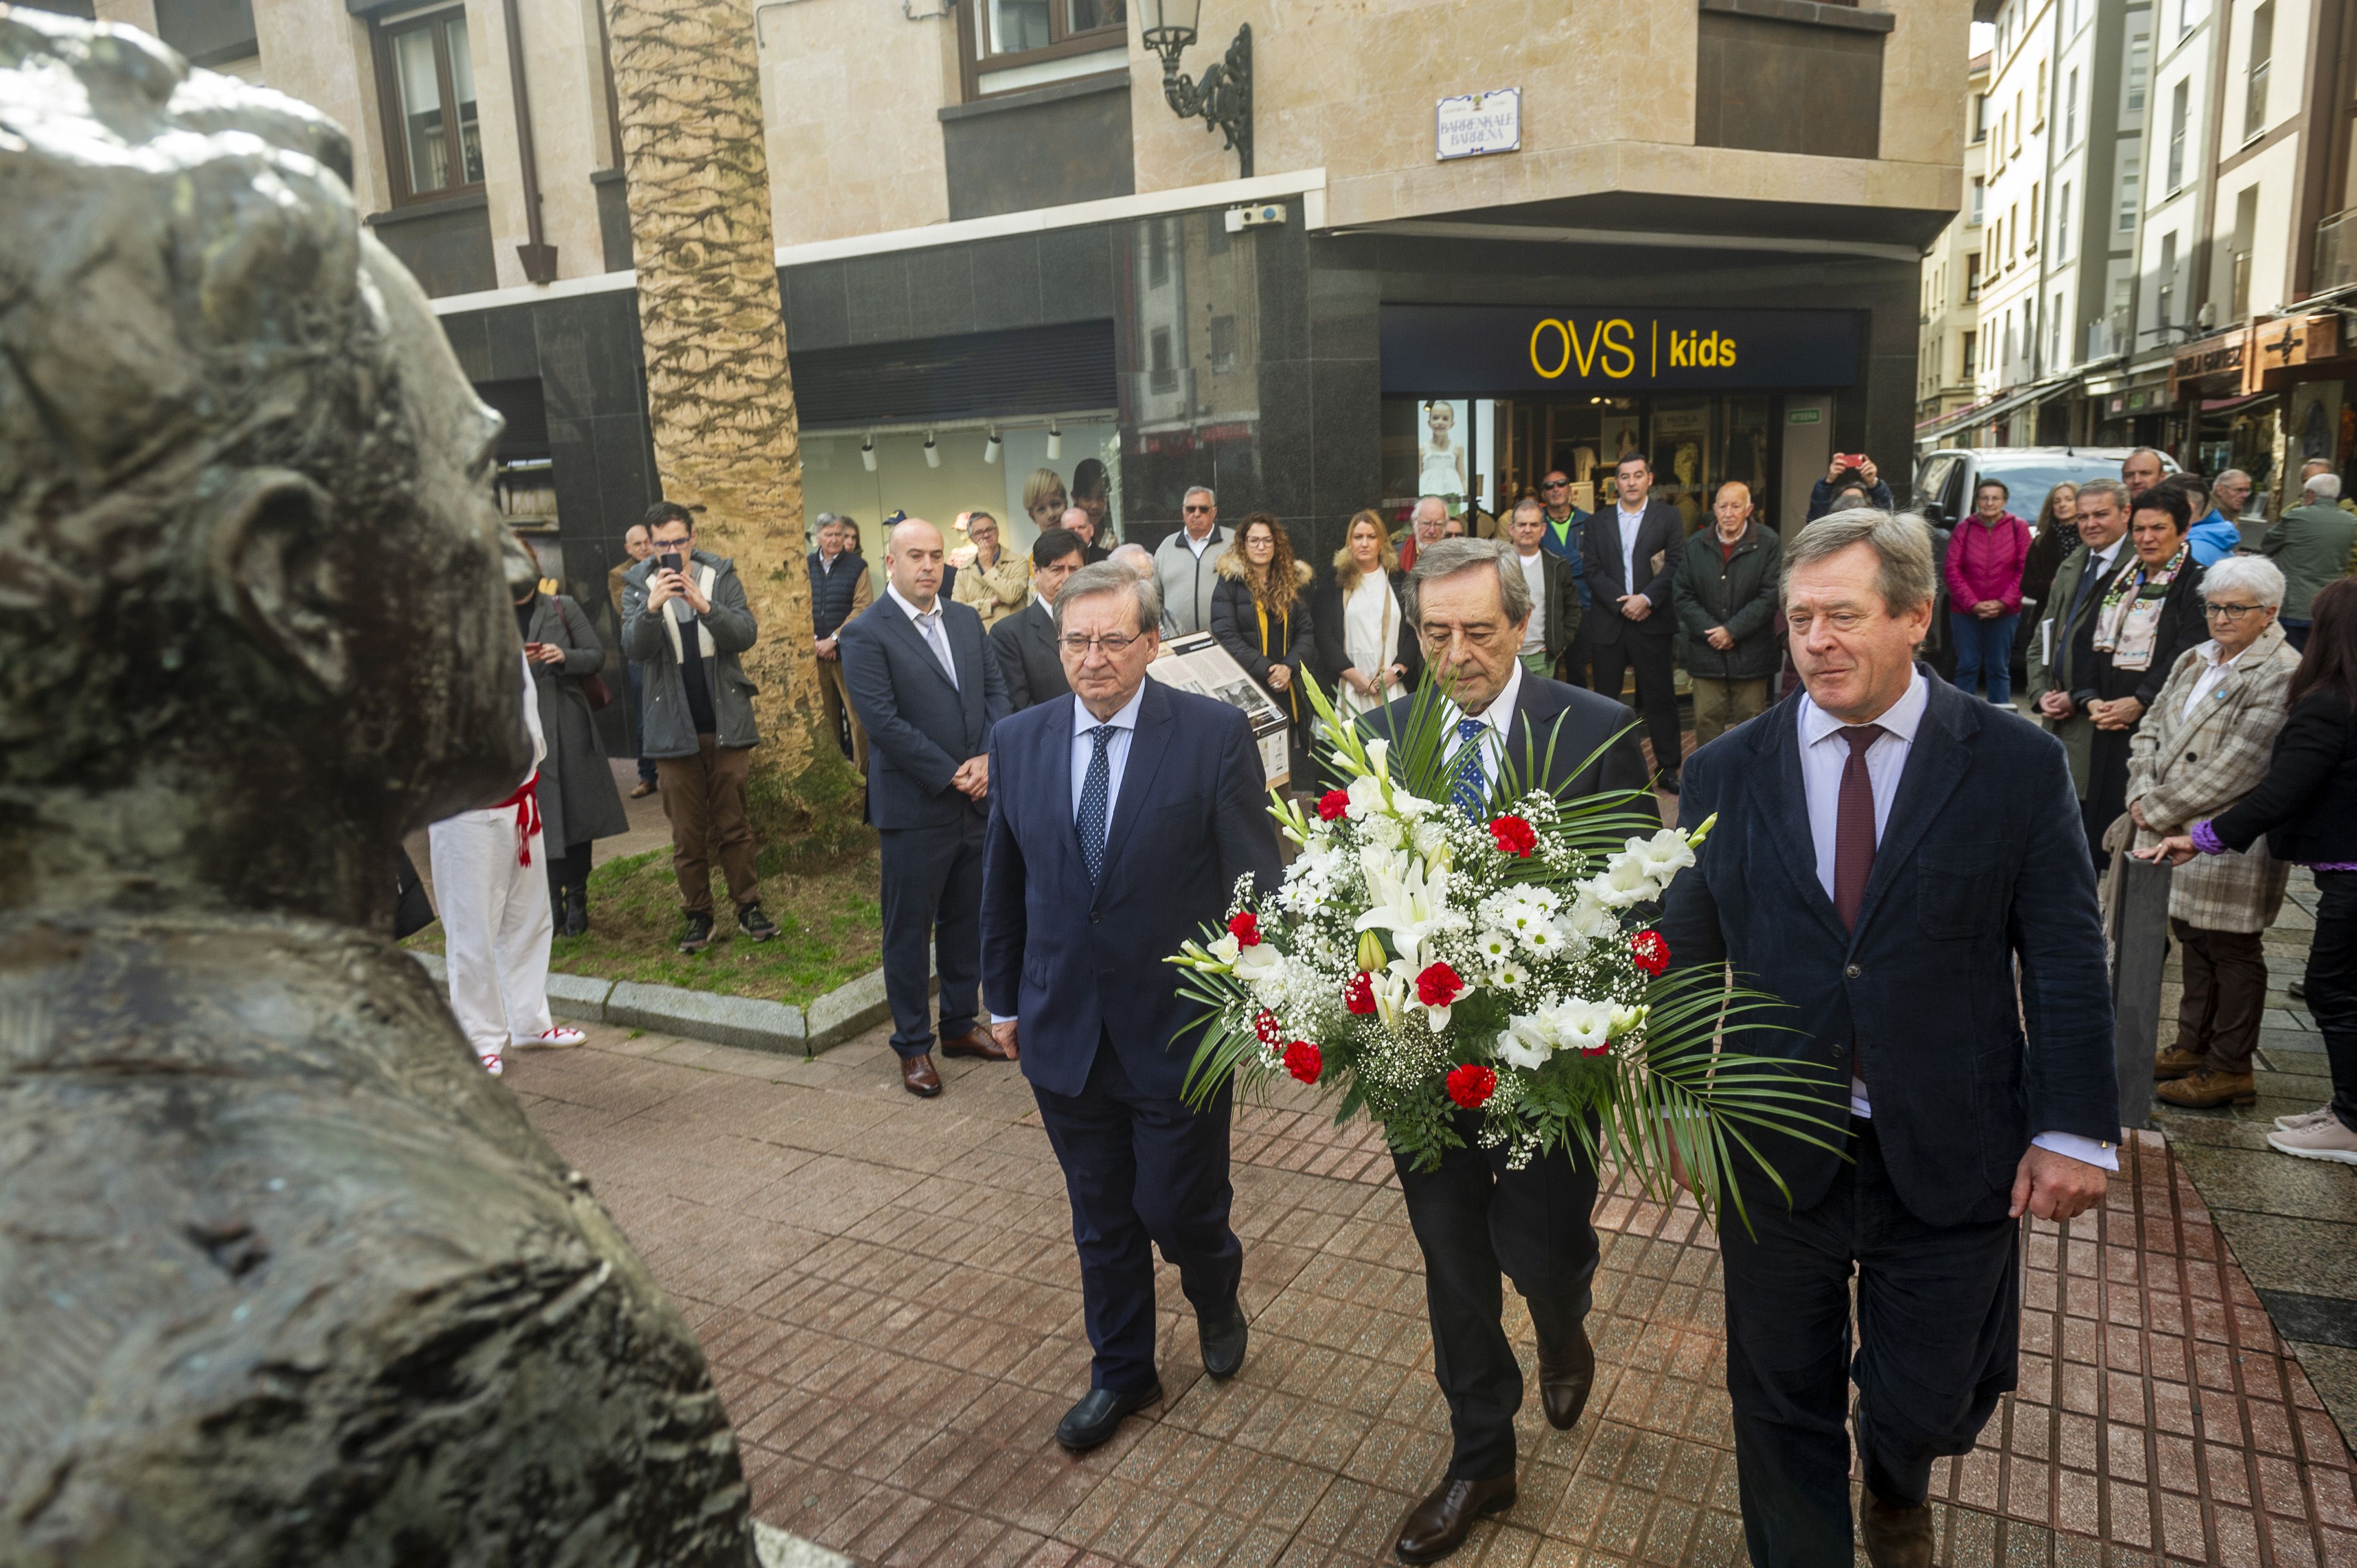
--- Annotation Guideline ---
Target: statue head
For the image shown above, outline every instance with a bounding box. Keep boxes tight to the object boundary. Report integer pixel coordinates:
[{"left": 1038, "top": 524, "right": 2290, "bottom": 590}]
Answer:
[{"left": 0, "top": 11, "right": 532, "bottom": 924}]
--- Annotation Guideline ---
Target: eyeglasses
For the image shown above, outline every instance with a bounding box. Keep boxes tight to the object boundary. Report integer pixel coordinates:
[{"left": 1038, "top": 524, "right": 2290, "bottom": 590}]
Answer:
[
  {"left": 1541, "top": 479, "right": 1568, "bottom": 489},
  {"left": 2204, "top": 602, "right": 2265, "bottom": 620},
  {"left": 1183, "top": 504, "right": 1213, "bottom": 514},
  {"left": 1059, "top": 633, "right": 1143, "bottom": 656}
]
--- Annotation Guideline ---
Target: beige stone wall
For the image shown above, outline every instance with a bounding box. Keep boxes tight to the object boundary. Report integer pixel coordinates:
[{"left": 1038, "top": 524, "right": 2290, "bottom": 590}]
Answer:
[{"left": 756, "top": 0, "right": 960, "bottom": 246}]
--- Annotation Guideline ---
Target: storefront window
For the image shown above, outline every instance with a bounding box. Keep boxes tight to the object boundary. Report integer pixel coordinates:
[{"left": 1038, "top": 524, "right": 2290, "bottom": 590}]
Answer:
[{"left": 800, "top": 419, "right": 1123, "bottom": 567}]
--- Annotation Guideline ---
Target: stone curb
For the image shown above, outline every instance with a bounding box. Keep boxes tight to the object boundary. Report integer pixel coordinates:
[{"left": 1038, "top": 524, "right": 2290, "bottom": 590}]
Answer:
[{"left": 406, "top": 951, "right": 904, "bottom": 1059}]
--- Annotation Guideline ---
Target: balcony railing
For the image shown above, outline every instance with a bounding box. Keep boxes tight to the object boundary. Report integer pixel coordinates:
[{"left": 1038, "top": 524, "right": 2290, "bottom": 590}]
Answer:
[
  {"left": 2086, "top": 317, "right": 2129, "bottom": 362},
  {"left": 2317, "top": 209, "right": 2357, "bottom": 293}
]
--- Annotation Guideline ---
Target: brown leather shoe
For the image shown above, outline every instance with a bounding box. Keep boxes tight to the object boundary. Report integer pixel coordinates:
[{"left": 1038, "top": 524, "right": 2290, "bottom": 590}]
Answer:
[
  {"left": 1535, "top": 1321, "right": 1596, "bottom": 1430},
  {"left": 939, "top": 1026, "right": 1013, "bottom": 1061},
  {"left": 2153, "top": 1045, "right": 2206, "bottom": 1080},
  {"left": 2157, "top": 1067, "right": 2257, "bottom": 1108},
  {"left": 1860, "top": 1487, "right": 1934, "bottom": 1568},
  {"left": 628, "top": 780, "right": 657, "bottom": 799},
  {"left": 900, "top": 1053, "right": 942, "bottom": 1097},
  {"left": 1393, "top": 1474, "right": 1516, "bottom": 1564}
]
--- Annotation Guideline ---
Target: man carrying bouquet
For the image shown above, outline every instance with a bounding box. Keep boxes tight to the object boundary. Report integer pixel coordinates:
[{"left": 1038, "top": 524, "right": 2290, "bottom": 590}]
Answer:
[
  {"left": 1358, "top": 539, "right": 1651, "bottom": 1562},
  {"left": 980, "top": 563, "right": 1282, "bottom": 1452},
  {"left": 1659, "top": 509, "right": 2118, "bottom": 1568}
]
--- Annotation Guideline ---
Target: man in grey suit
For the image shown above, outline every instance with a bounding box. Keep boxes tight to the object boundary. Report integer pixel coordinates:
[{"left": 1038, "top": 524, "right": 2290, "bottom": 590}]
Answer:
[
  {"left": 990, "top": 527, "right": 1087, "bottom": 710},
  {"left": 838, "top": 518, "right": 1013, "bottom": 1097}
]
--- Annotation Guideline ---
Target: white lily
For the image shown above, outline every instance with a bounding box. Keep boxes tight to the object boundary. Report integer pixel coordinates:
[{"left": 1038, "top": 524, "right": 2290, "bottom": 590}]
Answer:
[
  {"left": 1497, "top": 1010, "right": 1557, "bottom": 1071},
  {"left": 1355, "top": 848, "right": 1447, "bottom": 968},
  {"left": 1591, "top": 853, "right": 1657, "bottom": 910},
  {"left": 1548, "top": 999, "right": 1616, "bottom": 1056},
  {"left": 1234, "top": 940, "right": 1283, "bottom": 981},
  {"left": 1204, "top": 932, "right": 1243, "bottom": 970}
]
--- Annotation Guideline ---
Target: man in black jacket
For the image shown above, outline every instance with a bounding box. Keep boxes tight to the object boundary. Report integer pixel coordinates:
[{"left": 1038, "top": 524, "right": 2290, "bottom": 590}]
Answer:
[
  {"left": 809, "top": 513, "right": 872, "bottom": 772},
  {"left": 989, "top": 528, "right": 1086, "bottom": 711},
  {"left": 1581, "top": 453, "right": 1687, "bottom": 790},
  {"left": 1672, "top": 481, "right": 1784, "bottom": 746}
]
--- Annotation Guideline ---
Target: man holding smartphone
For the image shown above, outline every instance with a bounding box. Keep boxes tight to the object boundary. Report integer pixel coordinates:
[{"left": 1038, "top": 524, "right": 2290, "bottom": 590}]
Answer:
[{"left": 621, "top": 501, "right": 779, "bottom": 954}]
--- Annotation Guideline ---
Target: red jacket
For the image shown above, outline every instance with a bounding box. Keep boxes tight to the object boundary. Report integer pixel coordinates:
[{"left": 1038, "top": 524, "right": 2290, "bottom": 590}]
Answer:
[{"left": 1943, "top": 512, "right": 2031, "bottom": 613}]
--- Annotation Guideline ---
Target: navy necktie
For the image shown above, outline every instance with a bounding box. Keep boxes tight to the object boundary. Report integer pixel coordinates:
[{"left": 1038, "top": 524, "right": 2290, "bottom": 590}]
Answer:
[
  {"left": 1077, "top": 725, "right": 1114, "bottom": 884},
  {"left": 1450, "top": 716, "right": 1489, "bottom": 821}
]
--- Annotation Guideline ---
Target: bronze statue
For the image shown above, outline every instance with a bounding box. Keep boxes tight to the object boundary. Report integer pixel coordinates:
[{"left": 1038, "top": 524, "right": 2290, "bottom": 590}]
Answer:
[{"left": 0, "top": 12, "right": 753, "bottom": 1562}]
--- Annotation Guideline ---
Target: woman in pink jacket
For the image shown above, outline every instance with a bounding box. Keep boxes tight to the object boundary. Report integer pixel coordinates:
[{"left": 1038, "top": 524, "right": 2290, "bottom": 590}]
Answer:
[{"left": 1946, "top": 477, "right": 2034, "bottom": 704}]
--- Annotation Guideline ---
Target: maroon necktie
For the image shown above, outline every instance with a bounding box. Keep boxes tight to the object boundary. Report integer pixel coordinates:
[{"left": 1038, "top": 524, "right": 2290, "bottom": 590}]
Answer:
[{"left": 1833, "top": 724, "right": 1885, "bottom": 932}]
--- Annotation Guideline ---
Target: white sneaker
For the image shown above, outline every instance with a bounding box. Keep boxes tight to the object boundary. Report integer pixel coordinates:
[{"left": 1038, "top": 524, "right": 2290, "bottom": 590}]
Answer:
[
  {"left": 2267, "top": 1115, "right": 2357, "bottom": 1164},
  {"left": 478, "top": 1050, "right": 504, "bottom": 1077},
  {"left": 2273, "top": 1105, "right": 2338, "bottom": 1132},
  {"left": 519, "top": 1024, "right": 586, "bottom": 1048}
]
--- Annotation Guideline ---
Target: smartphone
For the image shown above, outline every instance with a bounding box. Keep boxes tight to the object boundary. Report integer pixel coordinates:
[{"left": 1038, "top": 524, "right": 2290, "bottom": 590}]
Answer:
[{"left": 657, "top": 550, "right": 683, "bottom": 574}]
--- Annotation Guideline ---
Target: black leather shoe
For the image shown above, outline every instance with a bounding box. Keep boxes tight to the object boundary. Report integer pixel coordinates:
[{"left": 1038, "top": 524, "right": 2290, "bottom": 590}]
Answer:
[
  {"left": 1534, "top": 1320, "right": 1595, "bottom": 1430},
  {"left": 1053, "top": 1383, "right": 1161, "bottom": 1452},
  {"left": 1860, "top": 1487, "right": 1934, "bottom": 1568},
  {"left": 1393, "top": 1473, "right": 1516, "bottom": 1563},
  {"left": 1199, "top": 1302, "right": 1248, "bottom": 1379}
]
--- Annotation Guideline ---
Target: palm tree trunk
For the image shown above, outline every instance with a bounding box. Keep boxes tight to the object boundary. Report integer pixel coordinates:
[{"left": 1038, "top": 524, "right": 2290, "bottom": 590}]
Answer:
[{"left": 604, "top": 0, "right": 861, "bottom": 850}]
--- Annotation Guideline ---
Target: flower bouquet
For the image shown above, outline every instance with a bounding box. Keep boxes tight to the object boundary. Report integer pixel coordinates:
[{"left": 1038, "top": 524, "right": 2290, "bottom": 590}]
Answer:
[{"left": 1170, "top": 674, "right": 1841, "bottom": 1226}]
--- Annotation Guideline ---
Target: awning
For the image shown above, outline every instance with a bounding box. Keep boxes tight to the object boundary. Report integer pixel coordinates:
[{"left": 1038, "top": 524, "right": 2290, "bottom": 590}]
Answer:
[{"left": 1917, "top": 374, "right": 2073, "bottom": 442}]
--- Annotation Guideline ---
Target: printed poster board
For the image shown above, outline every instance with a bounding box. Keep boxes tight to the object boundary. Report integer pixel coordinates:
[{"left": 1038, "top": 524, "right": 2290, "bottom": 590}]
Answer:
[{"left": 1149, "top": 632, "right": 1293, "bottom": 791}]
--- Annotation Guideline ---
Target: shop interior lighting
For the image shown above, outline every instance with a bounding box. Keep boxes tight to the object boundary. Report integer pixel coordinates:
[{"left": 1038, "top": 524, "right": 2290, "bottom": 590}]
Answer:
[
  {"left": 984, "top": 429, "right": 1002, "bottom": 464},
  {"left": 1046, "top": 424, "right": 1063, "bottom": 460},
  {"left": 923, "top": 431, "right": 940, "bottom": 468},
  {"left": 861, "top": 435, "right": 877, "bottom": 472}
]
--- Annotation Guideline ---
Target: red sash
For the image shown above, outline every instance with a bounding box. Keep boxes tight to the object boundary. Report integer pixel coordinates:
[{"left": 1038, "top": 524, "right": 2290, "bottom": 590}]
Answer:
[{"left": 493, "top": 773, "right": 541, "bottom": 866}]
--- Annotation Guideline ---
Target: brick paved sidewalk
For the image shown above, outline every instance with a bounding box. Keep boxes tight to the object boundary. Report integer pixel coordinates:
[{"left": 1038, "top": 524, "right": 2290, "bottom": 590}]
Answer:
[{"left": 510, "top": 1021, "right": 2357, "bottom": 1567}]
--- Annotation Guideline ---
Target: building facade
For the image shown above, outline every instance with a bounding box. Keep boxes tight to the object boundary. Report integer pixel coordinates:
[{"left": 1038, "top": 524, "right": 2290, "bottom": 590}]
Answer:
[
  {"left": 79, "top": 0, "right": 1971, "bottom": 690},
  {"left": 1920, "top": 49, "right": 1993, "bottom": 422}
]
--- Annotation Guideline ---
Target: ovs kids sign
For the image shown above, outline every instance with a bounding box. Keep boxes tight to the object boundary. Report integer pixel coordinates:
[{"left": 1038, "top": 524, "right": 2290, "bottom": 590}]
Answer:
[{"left": 1379, "top": 304, "right": 1861, "bottom": 394}]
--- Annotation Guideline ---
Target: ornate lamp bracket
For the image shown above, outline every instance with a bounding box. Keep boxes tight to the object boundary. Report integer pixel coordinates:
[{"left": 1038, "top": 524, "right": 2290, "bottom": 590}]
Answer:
[{"left": 1154, "top": 23, "right": 1252, "bottom": 178}]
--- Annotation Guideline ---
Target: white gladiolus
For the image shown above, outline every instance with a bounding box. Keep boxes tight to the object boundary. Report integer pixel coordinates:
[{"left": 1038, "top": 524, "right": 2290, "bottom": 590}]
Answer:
[
  {"left": 1611, "top": 1002, "right": 1649, "bottom": 1035},
  {"left": 1591, "top": 854, "right": 1658, "bottom": 909},
  {"left": 1547, "top": 1000, "right": 1616, "bottom": 1056},
  {"left": 1344, "top": 771, "right": 1390, "bottom": 822},
  {"left": 1235, "top": 940, "right": 1282, "bottom": 981},
  {"left": 1207, "top": 932, "right": 1242, "bottom": 967},
  {"left": 1630, "top": 827, "right": 1696, "bottom": 881}
]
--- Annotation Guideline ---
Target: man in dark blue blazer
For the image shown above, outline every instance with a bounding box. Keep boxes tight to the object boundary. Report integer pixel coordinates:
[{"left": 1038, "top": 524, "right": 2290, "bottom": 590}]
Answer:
[
  {"left": 838, "top": 518, "right": 1012, "bottom": 1098},
  {"left": 1658, "top": 510, "right": 2119, "bottom": 1568},
  {"left": 980, "top": 562, "right": 1281, "bottom": 1453},
  {"left": 1352, "top": 539, "right": 1649, "bottom": 1565},
  {"left": 1581, "top": 452, "right": 1687, "bottom": 790}
]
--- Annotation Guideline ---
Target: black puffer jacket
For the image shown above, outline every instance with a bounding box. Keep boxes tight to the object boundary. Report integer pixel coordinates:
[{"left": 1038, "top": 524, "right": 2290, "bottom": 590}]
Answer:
[{"left": 1672, "top": 523, "right": 1784, "bottom": 682}]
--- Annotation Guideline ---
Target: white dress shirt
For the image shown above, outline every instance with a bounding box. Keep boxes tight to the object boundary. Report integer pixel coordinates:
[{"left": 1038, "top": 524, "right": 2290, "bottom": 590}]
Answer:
[
  {"left": 1184, "top": 526, "right": 1217, "bottom": 558},
  {"left": 1434, "top": 658, "right": 1525, "bottom": 785},
  {"left": 1616, "top": 502, "right": 1646, "bottom": 594},
  {"left": 2180, "top": 639, "right": 2235, "bottom": 719},
  {"left": 997, "top": 683, "right": 1151, "bottom": 1029},
  {"left": 1516, "top": 549, "right": 1547, "bottom": 656},
  {"left": 1796, "top": 669, "right": 2118, "bottom": 1171},
  {"left": 888, "top": 582, "right": 958, "bottom": 688}
]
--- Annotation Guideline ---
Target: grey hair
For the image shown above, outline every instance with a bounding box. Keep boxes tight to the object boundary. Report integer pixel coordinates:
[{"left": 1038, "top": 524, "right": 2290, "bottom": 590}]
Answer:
[
  {"left": 2201, "top": 555, "right": 2285, "bottom": 609},
  {"left": 1402, "top": 538, "right": 1532, "bottom": 627},
  {"left": 1053, "top": 560, "right": 1162, "bottom": 636},
  {"left": 1107, "top": 541, "right": 1154, "bottom": 577},
  {"left": 2216, "top": 468, "right": 2251, "bottom": 487},
  {"left": 1510, "top": 494, "right": 1545, "bottom": 520},
  {"left": 1183, "top": 484, "right": 1217, "bottom": 507},
  {"left": 1781, "top": 508, "right": 1938, "bottom": 614},
  {"left": 2306, "top": 473, "right": 2343, "bottom": 501},
  {"left": 2075, "top": 478, "right": 2130, "bottom": 514},
  {"left": 1412, "top": 494, "right": 1448, "bottom": 523}
]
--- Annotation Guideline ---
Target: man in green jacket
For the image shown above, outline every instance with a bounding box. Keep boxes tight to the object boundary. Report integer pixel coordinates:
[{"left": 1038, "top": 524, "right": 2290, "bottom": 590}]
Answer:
[
  {"left": 1672, "top": 481, "right": 1783, "bottom": 746},
  {"left": 2027, "top": 479, "right": 2133, "bottom": 859},
  {"left": 2262, "top": 473, "right": 2357, "bottom": 650}
]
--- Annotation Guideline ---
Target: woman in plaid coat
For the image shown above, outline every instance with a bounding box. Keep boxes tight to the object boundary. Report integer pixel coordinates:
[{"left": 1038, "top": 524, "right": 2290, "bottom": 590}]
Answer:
[{"left": 2127, "top": 556, "right": 2301, "bottom": 1108}]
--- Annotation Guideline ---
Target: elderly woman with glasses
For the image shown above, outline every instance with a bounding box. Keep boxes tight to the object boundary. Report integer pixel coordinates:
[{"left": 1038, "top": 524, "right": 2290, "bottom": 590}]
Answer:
[{"left": 2125, "top": 555, "right": 2301, "bottom": 1108}]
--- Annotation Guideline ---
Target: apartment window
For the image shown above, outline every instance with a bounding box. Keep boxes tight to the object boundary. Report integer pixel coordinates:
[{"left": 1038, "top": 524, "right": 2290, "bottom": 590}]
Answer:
[
  {"left": 1961, "top": 330, "right": 1977, "bottom": 379},
  {"left": 2035, "top": 64, "right": 2046, "bottom": 127},
  {"left": 1966, "top": 251, "right": 1983, "bottom": 300},
  {"left": 1147, "top": 219, "right": 1170, "bottom": 287},
  {"left": 957, "top": 0, "right": 1127, "bottom": 100},
  {"left": 2013, "top": 91, "right": 2024, "bottom": 153},
  {"left": 2179, "top": 0, "right": 2205, "bottom": 41},
  {"left": 2245, "top": 2, "right": 2274, "bottom": 142},
  {"left": 2028, "top": 182, "right": 2040, "bottom": 252},
  {"left": 2118, "top": 151, "right": 2142, "bottom": 232},
  {"left": 1973, "top": 94, "right": 1988, "bottom": 143},
  {"left": 1971, "top": 176, "right": 1985, "bottom": 225},
  {"left": 2158, "top": 231, "right": 2178, "bottom": 326},
  {"left": 2009, "top": 204, "right": 2020, "bottom": 266},
  {"left": 1994, "top": 216, "right": 2005, "bottom": 266},
  {"left": 2065, "top": 68, "right": 2078, "bottom": 146},
  {"left": 374, "top": 7, "right": 482, "bottom": 203},
  {"left": 2051, "top": 296, "right": 2065, "bottom": 365},
  {"left": 1148, "top": 326, "right": 1176, "bottom": 393},
  {"left": 2167, "top": 80, "right": 2189, "bottom": 192},
  {"left": 2058, "top": 180, "right": 2071, "bottom": 254},
  {"left": 1209, "top": 314, "right": 1237, "bottom": 372},
  {"left": 1995, "top": 114, "right": 2006, "bottom": 170},
  {"left": 2128, "top": 34, "right": 2149, "bottom": 115},
  {"left": 2229, "top": 184, "right": 2258, "bottom": 317}
]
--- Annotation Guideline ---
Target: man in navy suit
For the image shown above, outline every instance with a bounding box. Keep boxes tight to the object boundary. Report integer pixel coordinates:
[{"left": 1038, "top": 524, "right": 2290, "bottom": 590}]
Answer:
[
  {"left": 1581, "top": 452, "right": 1687, "bottom": 790},
  {"left": 838, "top": 518, "right": 1013, "bottom": 1098},
  {"left": 1658, "top": 509, "right": 2118, "bottom": 1568},
  {"left": 980, "top": 563, "right": 1282, "bottom": 1452},
  {"left": 1354, "top": 539, "right": 1649, "bottom": 1564}
]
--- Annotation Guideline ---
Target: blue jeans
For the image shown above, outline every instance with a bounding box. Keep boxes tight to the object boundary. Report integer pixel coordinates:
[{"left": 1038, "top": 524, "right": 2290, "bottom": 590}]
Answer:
[{"left": 1949, "top": 610, "right": 2018, "bottom": 704}]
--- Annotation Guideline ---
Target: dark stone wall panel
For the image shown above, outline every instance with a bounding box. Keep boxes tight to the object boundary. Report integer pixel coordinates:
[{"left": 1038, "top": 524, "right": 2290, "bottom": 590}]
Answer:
[
  {"left": 941, "top": 85, "right": 1133, "bottom": 222},
  {"left": 1695, "top": 12, "right": 1882, "bottom": 162}
]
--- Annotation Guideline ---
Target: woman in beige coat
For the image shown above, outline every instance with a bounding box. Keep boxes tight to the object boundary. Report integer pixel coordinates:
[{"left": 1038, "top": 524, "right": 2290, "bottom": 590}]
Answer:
[{"left": 2128, "top": 555, "right": 2302, "bottom": 1108}]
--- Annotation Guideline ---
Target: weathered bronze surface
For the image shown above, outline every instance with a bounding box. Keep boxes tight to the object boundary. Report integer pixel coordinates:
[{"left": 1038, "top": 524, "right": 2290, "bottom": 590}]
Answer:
[{"left": 0, "top": 12, "right": 753, "bottom": 1562}]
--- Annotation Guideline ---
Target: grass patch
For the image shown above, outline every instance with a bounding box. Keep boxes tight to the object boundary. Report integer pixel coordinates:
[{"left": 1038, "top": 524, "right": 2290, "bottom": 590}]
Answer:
[{"left": 403, "top": 844, "right": 881, "bottom": 1007}]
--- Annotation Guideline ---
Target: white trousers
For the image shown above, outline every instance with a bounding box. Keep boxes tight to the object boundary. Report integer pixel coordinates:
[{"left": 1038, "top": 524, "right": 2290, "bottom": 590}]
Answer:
[{"left": 429, "top": 808, "right": 554, "bottom": 1059}]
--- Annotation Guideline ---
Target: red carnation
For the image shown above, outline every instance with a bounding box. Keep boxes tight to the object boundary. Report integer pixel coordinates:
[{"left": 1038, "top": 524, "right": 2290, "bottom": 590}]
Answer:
[
  {"left": 1488, "top": 814, "right": 1537, "bottom": 858},
  {"left": 1317, "top": 790, "right": 1350, "bottom": 822},
  {"left": 1415, "top": 962, "right": 1465, "bottom": 1008},
  {"left": 1253, "top": 1009, "right": 1282, "bottom": 1045},
  {"left": 1283, "top": 1040, "right": 1322, "bottom": 1084},
  {"left": 1228, "top": 910, "right": 1262, "bottom": 947},
  {"left": 1344, "top": 973, "right": 1376, "bottom": 1015},
  {"left": 1630, "top": 929, "right": 1670, "bottom": 976},
  {"left": 1445, "top": 1062, "right": 1497, "bottom": 1108}
]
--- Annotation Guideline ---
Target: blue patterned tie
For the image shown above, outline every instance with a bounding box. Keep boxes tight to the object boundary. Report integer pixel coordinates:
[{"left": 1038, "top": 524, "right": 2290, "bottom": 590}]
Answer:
[
  {"left": 1450, "top": 716, "right": 1489, "bottom": 821},
  {"left": 1077, "top": 725, "right": 1114, "bottom": 884}
]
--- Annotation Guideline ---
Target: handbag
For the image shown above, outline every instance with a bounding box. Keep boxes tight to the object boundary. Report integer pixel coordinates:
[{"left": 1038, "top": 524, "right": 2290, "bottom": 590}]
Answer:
[{"left": 553, "top": 599, "right": 614, "bottom": 710}]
